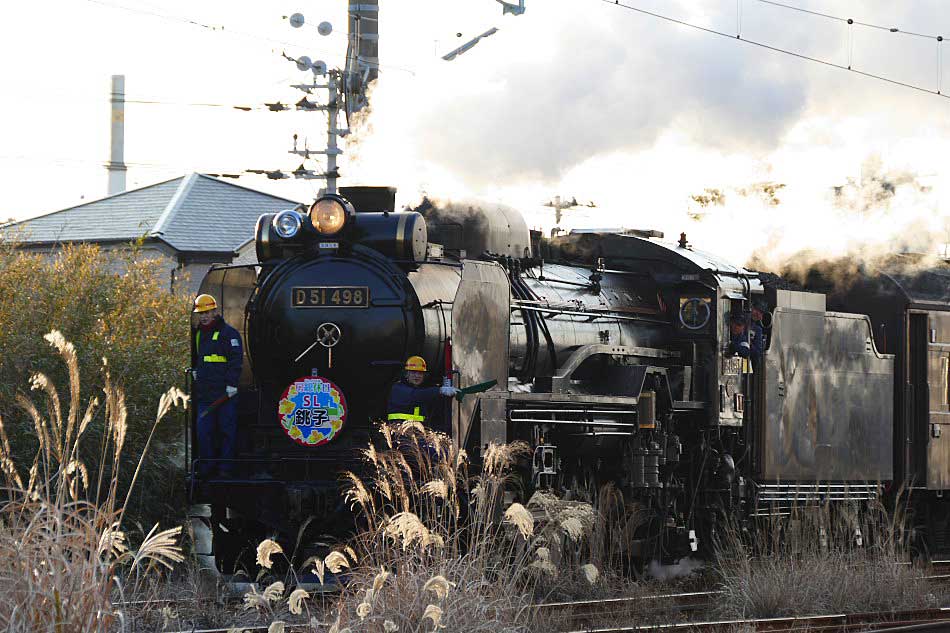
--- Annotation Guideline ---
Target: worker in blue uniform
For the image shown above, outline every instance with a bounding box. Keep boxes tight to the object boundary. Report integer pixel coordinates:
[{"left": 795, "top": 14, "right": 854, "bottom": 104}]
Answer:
[
  {"left": 751, "top": 298, "right": 771, "bottom": 349},
  {"left": 728, "top": 312, "right": 764, "bottom": 358},
  {"left": 192, "top": 293, "right": 243, "bottom": 477},
  {"left": 728, "top": 312, "right": 764, "bottom": 377},
  {"left": 387, "top": 356, "right": 458, "bottom": 434}
]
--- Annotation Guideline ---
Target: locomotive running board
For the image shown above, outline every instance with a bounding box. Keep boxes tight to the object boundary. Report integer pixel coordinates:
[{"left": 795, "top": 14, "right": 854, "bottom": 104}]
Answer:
[
  {"left": 476, "top": 390, "right": 644, "bottom": 447},
  {"left": 751, "top": 482, "right": 882, "bottom": 516}
]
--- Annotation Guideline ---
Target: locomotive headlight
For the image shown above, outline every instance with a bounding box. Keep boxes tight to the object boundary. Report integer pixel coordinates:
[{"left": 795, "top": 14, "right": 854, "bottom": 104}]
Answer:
[
  {"left": 309, "top": 198, "right": 347, "bottom": 235},
  {"left": 273, "top": 210, "right": 303, "bottom": 239}
]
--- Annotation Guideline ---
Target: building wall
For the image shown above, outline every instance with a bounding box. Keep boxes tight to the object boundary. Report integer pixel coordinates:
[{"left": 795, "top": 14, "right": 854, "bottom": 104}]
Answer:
[
  {"left": 16, "top": 240, "right": 233, "bottom": 297},
  {"left": 232, "top": 240, "right": 258, "bottom": 266}
]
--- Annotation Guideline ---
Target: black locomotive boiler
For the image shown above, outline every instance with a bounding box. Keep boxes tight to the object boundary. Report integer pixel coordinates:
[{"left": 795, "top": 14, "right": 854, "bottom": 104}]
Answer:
[{"left": 188, "top": 186, "right": 950, "bottom": 573}]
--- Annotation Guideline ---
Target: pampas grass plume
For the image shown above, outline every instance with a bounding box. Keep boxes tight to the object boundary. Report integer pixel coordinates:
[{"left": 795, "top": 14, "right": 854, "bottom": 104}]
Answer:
[
  {"left": 312, "top": 558, "right": 326, "bottom": 584},
  {"left": 385, "top": 511, "right": 434, "bottom": 550},
  {"left": 262, "top": 580, "right": 285, "bottom": 602},
  {"left": 504, "top": 503, "right": 534, "bottom": 538},
  {"left": 243, "top": 588, "right": 268, "bottom": 611},
  {"left": 423, "top": 575, "right": 456, "bottom": 600},
  {"left": 325, "top": 550, "right": 351, "bottom": 573},
  {"left": 288, "top": 587, "right": 309, "bottom": 615},
  {"left": 580, "top": 563, "right": 600, "bottom": 585},
  {"left": 398, "top": 420, "right": 425, "bottom": 435},
  {"left": 134, "top": 524, "right": 184, "bottom": 570},
  {"left": 422, "top": 479, "right": 448, "bottom": 500},
  {"left": 256, "top": 539, "right": 283, "bottom": 569},
  {"left": 422, "top": 604, "right": 443, "bottom": 628},
  {"left": 372, "top": 567, "right": 391, "bottom": 591},
  {"left": 356, "top": 601, "right": 372, "bottom": 619},
  {"left": 561, "top": 517, "right": 586, "bottom": 542}
]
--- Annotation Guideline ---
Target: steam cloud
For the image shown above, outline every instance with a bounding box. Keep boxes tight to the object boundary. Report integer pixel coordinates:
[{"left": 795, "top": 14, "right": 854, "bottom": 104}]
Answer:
[{"left": 345, "top": 1, "right": 950, "bottom": 269}]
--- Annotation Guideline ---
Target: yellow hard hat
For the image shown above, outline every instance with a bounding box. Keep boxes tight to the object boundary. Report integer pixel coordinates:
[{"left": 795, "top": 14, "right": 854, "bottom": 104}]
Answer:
[
  {"left": 193, "top": 294, "right": 218, "bottom": 313},
  {"left": 404, "top": 355, "right": 427, "bottom": 372}
]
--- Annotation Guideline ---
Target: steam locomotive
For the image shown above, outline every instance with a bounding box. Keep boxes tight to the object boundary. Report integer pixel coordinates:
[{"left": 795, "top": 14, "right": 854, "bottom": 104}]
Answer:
[{"left": 189, "top": 186, "right": 950, "bottom": 573}]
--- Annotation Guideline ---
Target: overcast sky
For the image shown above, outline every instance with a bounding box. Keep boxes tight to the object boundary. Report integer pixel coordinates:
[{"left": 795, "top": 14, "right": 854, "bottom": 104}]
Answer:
[{"left": 2, "top": 0, "right": 948, "bottom": 266}]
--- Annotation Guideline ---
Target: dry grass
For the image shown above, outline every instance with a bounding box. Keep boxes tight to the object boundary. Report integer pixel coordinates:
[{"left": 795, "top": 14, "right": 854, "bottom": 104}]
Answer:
[
  {"left": 713, "top": 498, "right": 946, "bottom": 618},
  {"left": 0, "top": 331, "right": 186, "bottom": 632},
  {"left": 228, "top": 424, "right": 540, "bottom": 631},
  {"left": 292, "top": 423, "right": 671, "bottom": 632},
  {"left": 207, "top": 423, "right": 610, "bottom": 631},
  {"left": 13, "top": 330, "right": 935, "bottom": 632}
]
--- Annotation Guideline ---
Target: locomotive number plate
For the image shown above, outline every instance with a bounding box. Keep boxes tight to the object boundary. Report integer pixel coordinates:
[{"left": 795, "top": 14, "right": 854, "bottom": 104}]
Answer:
[{"left": 292, "top": 286, "right": 370, "bottom": 308}]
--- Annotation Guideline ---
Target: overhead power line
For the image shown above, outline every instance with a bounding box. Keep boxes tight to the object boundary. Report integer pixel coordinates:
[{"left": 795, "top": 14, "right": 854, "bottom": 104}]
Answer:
[
  {"left": 757, "top": 0, "right": 942, "bottom": 41},
  {"left": 124, "top": 98, "right": 320, "bottom": 111},
  {"left": 125, "top": 99, "right": 257, "bottom": 110},
  {"left": 0, "top": 154, "right": 249, "bottom": 178},
  {"left": 0, "top": 154, "right": 333, "bottom": 183},
  {"left": 42, "top": 94, "right": 337, "bottom": 112},
  {"left": 756, "top": 0, "right": 945, "bottom": 89},
  {"left": 597, "top": 0, "right": 948, "bottom": 100}
]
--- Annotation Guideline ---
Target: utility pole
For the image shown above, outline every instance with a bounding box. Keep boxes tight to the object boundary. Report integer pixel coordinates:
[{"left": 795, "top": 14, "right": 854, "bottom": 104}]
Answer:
[
  {"left": 106, "top": 75, "right": 127, "bottom": 195},
  {"left": 325, "top": 71, "right": 340, "bottom": 194},
  {"left": 281, "top": 65, "right": 346, "bottom": 194},
  {"left": 345, "top": 2, "right": 379, "bottom": 115},
  {"left": 253, "top": 4, "right": 380, "bottom": 192}
]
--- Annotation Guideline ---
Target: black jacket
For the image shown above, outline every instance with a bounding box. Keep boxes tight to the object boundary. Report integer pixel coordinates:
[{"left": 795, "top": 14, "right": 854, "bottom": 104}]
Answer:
[{"left": 193, "top": 318, "right": 243, "bottom": 403}]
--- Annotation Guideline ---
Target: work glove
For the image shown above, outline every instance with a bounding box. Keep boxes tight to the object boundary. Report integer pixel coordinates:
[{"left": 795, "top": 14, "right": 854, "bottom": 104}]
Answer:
[
  {"left": 442, "top": 377, "right": 453, "bottom": 387},
  {"left": 226, "top": 386, "right": 238, "bottom": 398},
  {"left": 440, "top": 386, "right": 459, "bottom": 397}
]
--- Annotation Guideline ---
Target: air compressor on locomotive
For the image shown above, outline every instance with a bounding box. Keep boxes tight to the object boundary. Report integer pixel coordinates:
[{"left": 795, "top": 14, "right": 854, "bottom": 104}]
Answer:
[{"left": 188, "top": 186, "right": 950, "bottom": 574}]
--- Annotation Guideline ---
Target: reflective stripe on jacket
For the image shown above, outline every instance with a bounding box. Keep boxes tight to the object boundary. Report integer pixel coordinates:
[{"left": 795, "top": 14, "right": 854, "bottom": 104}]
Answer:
[
  {"left": 194, "top": 318, "right": 243, "bottom": 403},
  {"left": 388, "top": 406, "right": 425, "bottom": 422},
  {"left": 386, "top": 381, "right": 441, "bottom": 424}
]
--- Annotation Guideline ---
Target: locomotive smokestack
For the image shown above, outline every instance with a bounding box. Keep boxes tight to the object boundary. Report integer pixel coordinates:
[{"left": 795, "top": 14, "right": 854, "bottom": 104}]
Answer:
[
  {"left": 339, "top": 185, "right": 396, "bottom": 212},
  {"left": 106, "top": 74, "right": 127, "bottom": 195}
]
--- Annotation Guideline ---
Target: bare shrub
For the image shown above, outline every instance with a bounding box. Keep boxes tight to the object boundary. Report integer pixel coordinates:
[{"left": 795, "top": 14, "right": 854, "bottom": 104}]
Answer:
[
  {"left": 714, "top": 498, "right": 943, "bottom": 618},
  {"left": 0, "top": 331, "right": 186, "bottom": 632}
]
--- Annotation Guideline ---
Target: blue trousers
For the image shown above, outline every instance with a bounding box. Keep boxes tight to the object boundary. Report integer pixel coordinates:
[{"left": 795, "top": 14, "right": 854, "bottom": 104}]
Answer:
[{"left": 196, "top": 398, "right": 237, "bottom": 477}]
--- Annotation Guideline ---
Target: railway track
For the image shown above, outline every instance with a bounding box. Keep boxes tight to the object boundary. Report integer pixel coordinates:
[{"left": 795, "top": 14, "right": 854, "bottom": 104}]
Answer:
[
  {"left": 155, "top": 606, "right": 950, "bottom": 633},
  {"left": 534, "top": 589, "right": 720, "bottom": 626},
  {"left": 559, "top": 606, "right": 950, "bottom": 633},
  {"left": 122, "top": 561, "right": 950, "bottom": 633},
  {"left": 536, "top": 570, "right": 950, "bottom": 632}
]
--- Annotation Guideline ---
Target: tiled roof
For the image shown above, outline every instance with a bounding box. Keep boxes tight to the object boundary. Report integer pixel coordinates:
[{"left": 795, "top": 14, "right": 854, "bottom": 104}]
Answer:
[{"left": 3, "top": 174, "right": 302, "bottom": 253}]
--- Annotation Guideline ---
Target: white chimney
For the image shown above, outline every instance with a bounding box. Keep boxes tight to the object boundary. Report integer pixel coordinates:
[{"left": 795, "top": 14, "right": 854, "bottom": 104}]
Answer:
[{"left": 107, "top": 74, "right": 127, "bottom": 195}]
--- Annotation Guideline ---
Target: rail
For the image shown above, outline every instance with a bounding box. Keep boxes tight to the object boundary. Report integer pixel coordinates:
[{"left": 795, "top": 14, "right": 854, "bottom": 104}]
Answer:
[
  {"left": 119, "top": 577, "right": 950, "bottom": 633},
  {"left": 558, "top": 606, "right": 950, "bottom": 633}
]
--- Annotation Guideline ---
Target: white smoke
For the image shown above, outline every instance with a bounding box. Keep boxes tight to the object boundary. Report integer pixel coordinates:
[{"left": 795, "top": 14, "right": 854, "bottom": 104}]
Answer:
[
  {"left": 647, "top": 556, "right": 704, "bottom": 581},
  {"left": 342, "top": 0, "right": 950, "bottom": 264}
]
